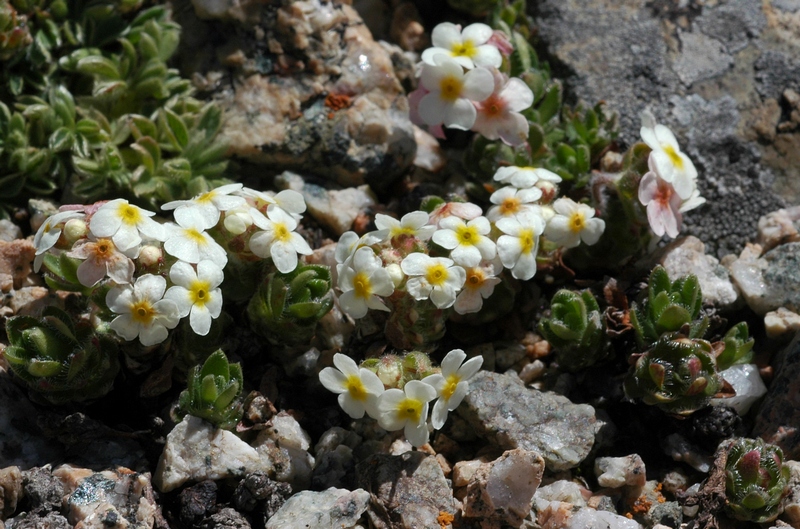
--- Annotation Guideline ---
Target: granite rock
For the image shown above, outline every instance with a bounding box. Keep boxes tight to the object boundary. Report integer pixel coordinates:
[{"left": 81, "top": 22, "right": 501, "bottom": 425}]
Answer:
[
  {"left": 728, "top": 242, "right": 800, "bottom": 315},
  {"left": 253, "top": 413, "right": 315, "bottom": 491},
  {"left": 458, "top": 371, "right": 600, "bottom": 471},
  {"left": 265, "top": 488, "right": 369, "bottom": 529},
  {"left": 533, "top": 0, "right": 798, "bottom": 257},
  {"left": 357, "top": 451, "right": 456, "bottom": 529}
]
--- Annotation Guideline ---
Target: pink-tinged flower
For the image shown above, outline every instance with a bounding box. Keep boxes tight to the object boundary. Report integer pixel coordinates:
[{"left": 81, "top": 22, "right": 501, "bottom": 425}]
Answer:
[
  {"left": 453, "top": 259, "right": 502, "bottom": 315},
  {"left": 67, "top": 236, "right": 137, "bottom": 287},
  {"left": 486, "top": 186, "right": 543, "bottom": 222},
  {"left": 638, "top": 156, "right": 684, "bottom": 238},
  {"left": 487, "top": 30, "right": 513, "bottom": 56},
  {"left": 428, "top": 201, "right": 483, "bottom": 227},
  {"left": 640, "top": 113, "right": 697, "bottom": 200},
  {"left": 89, "top": 199, "right": 165, "bottom": 251},
  {"left": 421, "top": 22, "right": 502, "bottom": 70},
  {"left": 418, "top": 55, "right": 494, "bottom": 130},
  {"left": 472, "top": 70, "right": 533, "bottom": 147}
]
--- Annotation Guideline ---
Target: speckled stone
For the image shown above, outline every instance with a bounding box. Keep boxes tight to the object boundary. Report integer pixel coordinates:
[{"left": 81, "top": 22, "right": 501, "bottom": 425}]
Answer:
[
  {"left": 729, "top": 242, "right": 800, "bottom": 315},
  {"left": 356, "top": 451, "right": 456, "bottom": 529},
  {"left": 265, "top": 488, "right": 368, "bottom": 529},
  {"left": 458, "top": 371, "right": 600, "bottom": 471}
]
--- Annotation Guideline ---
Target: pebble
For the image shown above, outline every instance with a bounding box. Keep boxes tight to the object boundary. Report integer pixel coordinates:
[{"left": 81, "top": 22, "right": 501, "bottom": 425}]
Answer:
[
  {"left": 0, "top": 467, "right": 22, "bottom": 519},
  {"left": 265, "top": 488, "right": 369, "bottom": 529},
  {"left": 312, "top": 427, "right": 361, "bottom": 490},
  {"left": 711, "top": 363, "right": 767, "bottom": 415},
  {"left": 764, "top": 307, "right": 800, "bottom": 339},
  {"left": 253, "top": 413, "right": 315, "bottom": 491},
  {"left": 757, "top": 206, "right": 800, "bottom": 252},
  {"left": 594, "top": 454, "right": 646, "bottom": 492},
  {"left": 728, "top": 242, "right": 800, "bottom": 315}
]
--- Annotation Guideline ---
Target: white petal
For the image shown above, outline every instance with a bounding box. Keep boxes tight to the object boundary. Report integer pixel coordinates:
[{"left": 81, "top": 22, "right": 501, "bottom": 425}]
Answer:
[
  {"left": 458, "top": 356, "right": 484, "bottom": 379},
  {"left": 353, "top": 246, "right": 379, "bottom": 273},
  {"left": 640, "top": 126, "right": 659, "bottom": 150},
  {"left": 454, "top": 289, "right": 483, "bottom": 314},
  {"left": 135, "top": 274, "right": 166, "bottom": 301},
  {"left": 402, "top": 210, "right": 430, "bottom": 229},
  {"left": 432, "top": 229, "right": 460, "bottom": 250},
  {"left": 446, "top": 381, "right": 469, "bottom": 411},
  {"left": 406, "top": 277, "right": 431, "bottom": 300},
  {"left": 450, "top": 244, "right": 482, "bottom": 268},
  {"left": 377, "top": 389, "right": 408, "bottom": 431},
  {"left": 430, "top": 285, "right": 456, "bottom": 308},
  {"left": 461, "top": 23, "right": 492, "bottom": 45},
  {"left": 374, "top": 213, "right": 398, "bottom": 231},
  {"left": 189, "top": 304, "right": 212, "bottom": 335},
  {"left": 431, "top": 398, "right": 448, "bottom": 430},
  {"left": 164, "top": 286, "right": 193, "bottom": 317},
  {"left": 319, "top": 367, "right": 348, "bottom": 393},
  {"left": 169, "top": 260, "right": 197, "bottom": 288},
  {"left": 502, "top": 78, "right": 535, "bottom": 112},
  {"left": 248, "top": 230, "right": 274, "bottom": 259},
  {"left": 431, "top": 22, "right": 462, "bottom": 50},
  {"left": 418, "top": 93, "right": 446, "bottom": 127},
  {"left": 110, "top": 315, "right": 139, "bottom": 341},
  {"left": 138, "top": 322, "right": 169, "bottom": 346},
  {"left": 421, "top": 46, "right": 452, "bottom": 66},
  {"left": 332, "top": 353, "right": 360, "bottom": 377},
  {"left": 580, "top": 218, "right": 605, "bottom": 246},
  {"left": 77, "top": 260, "right": 107, "bottom": 287},
  {"left": 400, "top": 253, "right": 430, "bottom": 276},
  {"left": 404, "top": 419, "right": 430, "bottom": 447},
  {"left": 422, "top": 373, "right": 446, "bottom": 394},
  {"left": 369, "top": 268, "right": 395, "bottom": 297},
  {"left": 197, "top": 260, "right": 225, "bottom": 288},
  {"left": 512, "top": 251, "right": 537, "bottom": 281},
  {"left": 339, "top": 290, "right": 369, "bottom": 319},
  {"left": 290, "top": 232, "right": 313, "bottom": 255},
  {"left": 339, "top": 394, "right": 366, "bottom": 419},
  {"left": 274, "top": 190, "right": 307, "bottom": 214},
  {"left": 271, "top": 241, "right": 299, "bottom": 273},
  {"left": 441, "top": 349, "right": 466, "bottom": 376},
  {"left": 472, "top": 45, "right": 502, "bottom": 68},
  {"left": 165, "top": 236, "right": 200, "bottom": 263},
  {"left": 461, "top": 68, "right": 494, "bottom": 101},
  {"left": 443, "top": 99, "right": 477, "bottom": 130}
]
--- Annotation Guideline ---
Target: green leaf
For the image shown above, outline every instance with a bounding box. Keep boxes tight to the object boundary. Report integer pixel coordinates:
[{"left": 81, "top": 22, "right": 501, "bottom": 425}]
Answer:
[
  {"left": 200, "top": 350, "right": 230, "bottom": 380},
  {"left": 27, "top": 359, "right": 63, "bottom": 377},
  {"left": 49, "top": 127, "right": 74, "bottom": 152},
  {"left": 161, "top": 108, "right": 189, "bottom": 149},
  {"left": 200, "top": 374, "right": 218, "bottom": 403},
  {"left": 76, "top": 56, "right": 121, "bottom": 79},
  {"left": 537, "top": 83, "right": 562, "bottom": 123},
  {"left": 656, "top": 305, "right": 692, "bottom": 333}
]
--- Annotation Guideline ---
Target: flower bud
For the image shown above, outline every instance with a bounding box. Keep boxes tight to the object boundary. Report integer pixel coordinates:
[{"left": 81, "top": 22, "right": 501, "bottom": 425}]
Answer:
[
  {"left": 376, "top": 354, "right": 403, "bottom": 388},
  {"left": 224, "top": 210, "right": 252, "bottom": 235},
  {"left": 385, "top": 263, "right": 404, "bottom": 288},
  {"left": 62, "top": 219, "right": 87, "bottom": 245},
  {"left": 536, "top": 181, "right": 558, "bottom": 203},
  {"left": 138, "top": 245, "right": 163, "bottom": 268}
]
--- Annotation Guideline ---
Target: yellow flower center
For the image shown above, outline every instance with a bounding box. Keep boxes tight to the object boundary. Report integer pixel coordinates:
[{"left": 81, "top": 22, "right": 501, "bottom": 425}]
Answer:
[
  {"left": 663, "top": 145, "right": 684, "bottom": 169},
  {"left": 439, "top": 75, "right": 463, "bottom": 103},
  {"left": 500, "top": 197, "right": 521, "bottom": 216},
  {"left": 346, "top": 374, "right": 368, "bottom": 401},
  {"left": 118, "top": 204, "right": 141, "bottom": 225},
  {"left": 197, "top": 191, "right": 215, "bottom": 204},
  {"left": 274, "top": 223, "right": 291, "bottom": 242},
  {"left": 189, "top": 279, "right": 212, "bottom": 306},
  {"left": 43, "top": 222, "right": 53, "bottom": 233},
  {"left": 519, "top": 228, "right": 535, "bottom": 254},
  {"left": 353, "top": 271, "right": 372, "bottom": 299},
  {"left": 569, "top": 212, "right": 586, "bottom": 233},
  {"left": 391, "top": 226, "right": 417, "bottom": 238},
  {"left": 425, "top": 263, "right": 449, "bottom": 287},
  {"left": 451, "top": 39, "right": 477, "bottom": 58},
  {"left": 456, "top": 225, "right": 480, "bottom": 246},
  {"left": 185, "top": 228, "right": 208, "bottom": 245},
  {"left": 441, "top": 374, "right": 460, "bottom": 400},
  {"left": 130, "top": 300, "right": 156, "bottom": 325},
  {"left": 396, "top": 398, "right": 423, "bottom": 422},
  {"left": 465, "top": 268, "right": 485, "bottom": 290}
]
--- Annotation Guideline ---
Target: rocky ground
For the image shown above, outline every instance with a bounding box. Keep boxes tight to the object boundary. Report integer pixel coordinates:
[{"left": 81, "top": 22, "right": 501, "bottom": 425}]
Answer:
[{"left": 2, "top": 1, "right": 800, "bottom": 529}]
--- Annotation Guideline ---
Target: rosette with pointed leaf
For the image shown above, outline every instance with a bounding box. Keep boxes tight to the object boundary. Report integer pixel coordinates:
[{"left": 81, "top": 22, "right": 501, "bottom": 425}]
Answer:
[
  {"left": 630, "top": 265, "right": 707, "bottom": 348},
  {"left": 724, "top": 437, "right": 790, "bottom": 523},
  {"left": 715, "top": 322, "right": 755, "bottom": 372},
  {"left": 538, "top": 289, "right": 610, "bottom": 372},
  {"left": 176, "top": 350, "right": 243, "bottom": 430},
  {"left": 247, "top": 264, "right": 333, "bottom": 346},
  {"left": 4, "top": 306, "right": 119, "bottom": 404},
  {"left": 623, "top": 332, "right": 721, "bottom": 416}
]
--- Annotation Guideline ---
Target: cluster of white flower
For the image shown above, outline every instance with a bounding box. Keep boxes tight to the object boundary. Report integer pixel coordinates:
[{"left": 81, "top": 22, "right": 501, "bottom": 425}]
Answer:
[
  {"left": 334, "top": 166, "right": 605, "bottom": 319},
  {"left": 637, "top": 113, "right": 706, "bottom": 238},
  {"left": 319, "top": 349, "right": 482, "bottom": 447},
  {"left": 32, "top": 184, "right": 310, "bottom": 346},
  {"left": 409, "top": 22, "right": 534, "bottom": 146}
]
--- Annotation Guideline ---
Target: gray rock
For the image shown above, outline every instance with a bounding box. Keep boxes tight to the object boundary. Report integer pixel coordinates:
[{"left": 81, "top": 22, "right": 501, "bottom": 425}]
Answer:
[
  {"left": 179, "top": 481, "right": 217, "bottom": 527},
  {"left": 566, "top": 508, "right": 642, "bottom": 529},
  {"left": 757, "top": 206, "right": 800, "bottom": 252},
  {"left": 5, "top": 511, "right": 71, "bottom": 529},
  {"left": 641, "top": 500, "right": 682, "bottom": 529},
  {"left": 462, "top": 449, "right": 545, "bottom": 527},
  {"left": 21, "top": 467, "right": 63, "bottom": 514},
  {"left": 357, "top": 451, "right": 456, "bottom": 529},
  {"left": 202, "top": 507, "right": 251, "bottom": 529},
  {"left": 656, "top": 236, "right": 739, "bottom": 309},
  {"left": 312, "top": 427, "right": 361, "bottom": 490},
  {"left": 154, "top": 415, "right": 265, "bottom": 493},
  {"left": 533, "top": 0, "right": 794, "bottom": 257},
  {"left": 265, "top": 488, "right": 369, "bottom": 529},
  {"left": 458, "top": 371, "right": 600, "bottom": 471},
  {"left": 729, "top": 242, "right": 800, "bottom": 315},
  {"left": 174, "top": 0, "right": 416, "bottom": 194},
  {"left": 594, "top": 455, "right": 646, "bottom": 492},
  {"left": 753, "top": 332, "right": 800, "bottom": 460},
  {"left": 253, "top": 413, "right": 315, "bottom": 491},
  {"left": 0, "top": 221, "right": 22, "bottom": 243},
  {"left": 232, "top": 472, "right": 291, "bottom": 521}
]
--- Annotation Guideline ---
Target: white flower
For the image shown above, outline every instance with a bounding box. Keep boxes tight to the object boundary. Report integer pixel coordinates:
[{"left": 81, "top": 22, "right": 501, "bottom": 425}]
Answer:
[
  {"left": 33, "top": 210, "right": 85, "bottom": 272},
  {"left": 401, "top": 253, "right": 465, "bottom": 309},
  {"left": 89, "top": 199, "right": 165, "bottom": 252},
  {"left": 421, "top": 22, "right": 502, "bottom": 69},
  {"left": 640, "top": 115, "right": 697, "bottom": 200},
  {"left": 432, "top": 216, "right": 496, "bottom": 267},
  {"left": 164, "top": 260, "right": 224, "bottom": 336},
  {"left": 319, "top": 353, "right": 385, "bottom": 419},
  {"left": 67, "top": 236, "right": 137, "bottom": 287},
  {"left": 163, "top": 211, "right": 228, "bottom": 268},
  {"left": 106, "top": 274, "right": 180, "bottom": 346},
  {"left": 637, "top": 155, "right": 705, "bottom": 238},
  {"left": 249, "top": 206, "right": 313, "bottom": 273},
  {"left": 374, "top": 211, "right": 436, "bottom": 241},
  {"left": 454, "top": 259, "right": 502, "bottom": 314},
  {"left": 338, "top": 247, "right": 394, "bottom": 319},
  {"left": 496, "top": 209, "right": 545, "bottom": 281},
  {"left": 222, "top": 204, "right": 268, "bottom": 235},
  {"left": 418, "top": 55, "right": 494, "bottom": 130},
  {"left": 238, "top": 188, "right": 307, "bottom": 220},
  {"left": 544, "top": 198, "right": 605, "bottom": 248},
  {"left": 335, "top": 231, "right": 383, "bottom": 265},
  {"left": 377, "top": 380, "right": 437, "bottom": 447},
  {"left": 493, "top": 166, "right": 562, "bottom": 189},
  {"left": 162, "top": 183, "right": 246, "bottom": 230},
  {"left": 486, "top": 186, "right": 543, "bottom": 222},
  {"left": 422, "top": 349, "right": 483, "bottom": 429},
  {"left": 472, "top": 70, "right": 534, "bottom": 146}
]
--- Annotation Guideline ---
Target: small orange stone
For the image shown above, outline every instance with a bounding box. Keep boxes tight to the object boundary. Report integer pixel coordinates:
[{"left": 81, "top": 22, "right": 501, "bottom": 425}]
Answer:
[{"left": 437, "top": 511, "right": 455, "bottom": 528}]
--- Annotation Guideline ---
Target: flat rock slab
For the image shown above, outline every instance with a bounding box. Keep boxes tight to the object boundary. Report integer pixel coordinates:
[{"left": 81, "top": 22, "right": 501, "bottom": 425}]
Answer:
[
  {"left": 265, "top": 488, "right": 369, "bottom": 529},
  {"left": 459, "top": 371, "right": 599, "bottom": 471},
  {"left": 357, "top": 451, "right": 456, "bottom": 529}
]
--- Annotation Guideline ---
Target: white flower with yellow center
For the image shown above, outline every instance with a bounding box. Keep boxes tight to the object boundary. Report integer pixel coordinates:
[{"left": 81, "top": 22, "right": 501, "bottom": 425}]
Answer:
[
  {"left": 418, "top": 55, "right": 494, "bottom": 130},
  {"left": 374, "top": 211, "right": 436, "bottom": 242},
  {"left": 496, "top": 209, "right": 545, "bottom": 281},
  {"left": 90, "top": 199, "right": 166, "bottom": 252},
  {"left": 377, "top": 379, "right": 438, "bottom": 447},
  {"left": 432, "top": 215, "right": 496, "bottom": 268},
  {"left": 338, "top": 247, "right": 394, "bottom": 319},
  {"left": 319, "top": 353, "right": 385, "bottom": 419},
  {"left": 421, "top": 22, "right": 502, "bottom": 70},
  {"left": 164, "top": 260, "right": 224, "bottom": 336},
  {"left": 640, "top": 115, "right": 696, "bottom": 200},
  {"left": 106, "top": 274, "right": 179, "bottom": 346},
  {"left": 544, "top": 198, "right": 605, "bottom": 249},
  {"left": 422, "top": 349, "right": 483, "bottom": 429},
  {"left": 453, "top": 259, "right": 502, "bottom": 315},
  {"left": 163, "top": 211, "right": 228, "bottom": 268},
  {"left": 33, "top": 210, "right": 85, "bottom": 272},
  {"left": 67, "top": 236, "right": 137, "bottom": 287},
  {"left": 238, "top": 188, "right": 307, "bottom": 221},
  {"left": 486, "top": 186, "right": 543, "bottom": 222},
  {"left": 249, "top": 206, "right": 312, "bottom": 273},
  {"left": 493, "top": 166, "right": 562, "bottom": 189},
  {"left": 162, "top": 183, "right": 246, "bottom": 230},
  {"left": 401, "top": 253, "right": 465, "bottom": 309}
]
